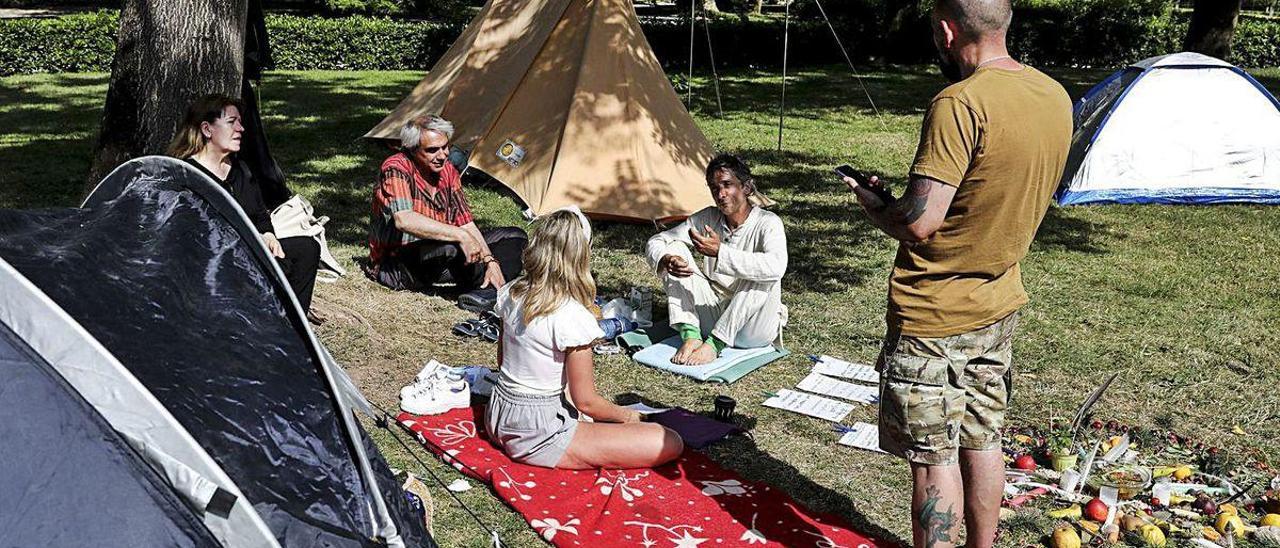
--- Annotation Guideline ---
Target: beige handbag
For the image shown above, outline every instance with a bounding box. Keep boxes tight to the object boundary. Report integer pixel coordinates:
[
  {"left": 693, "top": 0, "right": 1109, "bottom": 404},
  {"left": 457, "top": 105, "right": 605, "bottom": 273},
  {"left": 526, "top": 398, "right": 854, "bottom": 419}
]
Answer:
[{"left": 271, "top": 195, "right": 347, "bottom": 282}]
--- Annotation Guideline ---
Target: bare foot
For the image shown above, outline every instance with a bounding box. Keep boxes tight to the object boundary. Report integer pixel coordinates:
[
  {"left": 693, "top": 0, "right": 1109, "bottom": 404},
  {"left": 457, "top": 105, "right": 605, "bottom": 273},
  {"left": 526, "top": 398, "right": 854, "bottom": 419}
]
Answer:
[
  {"left": 671, "top": 338, "right": 702, "bottom": 364},
  {"left": 684, "top": 343, "right": 719, "bottom": 366}
]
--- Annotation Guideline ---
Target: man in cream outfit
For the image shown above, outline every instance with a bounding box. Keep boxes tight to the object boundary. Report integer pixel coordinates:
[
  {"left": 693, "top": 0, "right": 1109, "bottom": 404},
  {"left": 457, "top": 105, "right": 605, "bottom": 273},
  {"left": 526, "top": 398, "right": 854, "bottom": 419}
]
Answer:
[{"left": 645, "top": 154, "right": 787, "bottom": 365}]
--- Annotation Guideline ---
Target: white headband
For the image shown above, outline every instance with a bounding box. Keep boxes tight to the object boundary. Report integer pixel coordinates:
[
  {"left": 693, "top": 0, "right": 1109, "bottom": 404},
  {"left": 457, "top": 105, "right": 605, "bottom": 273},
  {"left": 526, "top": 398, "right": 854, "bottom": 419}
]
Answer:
[{"left": 547, "top": 205, "right": 592, "bottom": 241}]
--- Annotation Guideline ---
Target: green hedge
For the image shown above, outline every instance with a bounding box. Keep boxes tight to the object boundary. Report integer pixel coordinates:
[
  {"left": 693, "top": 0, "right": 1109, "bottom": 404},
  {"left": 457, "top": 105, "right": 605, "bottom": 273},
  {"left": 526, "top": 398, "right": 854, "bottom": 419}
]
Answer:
[
  {"left": 0, "top": 10, "right": 117, "bottom": 74},
  {"left": 3, "top": 7, "right": 1279, "bottom": 77},
  {"left": 267, "top": 15, "right": 462, "bottom": 70}
]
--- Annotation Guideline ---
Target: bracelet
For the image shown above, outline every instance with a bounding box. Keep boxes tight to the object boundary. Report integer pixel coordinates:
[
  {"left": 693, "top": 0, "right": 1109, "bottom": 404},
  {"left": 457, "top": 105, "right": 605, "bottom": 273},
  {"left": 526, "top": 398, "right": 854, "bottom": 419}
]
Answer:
[{"left": 482, "top": 255, "right": 496, "bottom": 264}]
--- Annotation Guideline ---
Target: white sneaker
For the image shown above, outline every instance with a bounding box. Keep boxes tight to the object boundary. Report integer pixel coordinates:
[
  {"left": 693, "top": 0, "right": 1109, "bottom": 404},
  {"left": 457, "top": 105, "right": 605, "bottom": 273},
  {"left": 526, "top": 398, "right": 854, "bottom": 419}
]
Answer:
[
  {"left": 399, "top": 377, "right": 470, "bottom": 416},
  {"left": 399, "top": 360, "right": 456, "bottom": 400}
]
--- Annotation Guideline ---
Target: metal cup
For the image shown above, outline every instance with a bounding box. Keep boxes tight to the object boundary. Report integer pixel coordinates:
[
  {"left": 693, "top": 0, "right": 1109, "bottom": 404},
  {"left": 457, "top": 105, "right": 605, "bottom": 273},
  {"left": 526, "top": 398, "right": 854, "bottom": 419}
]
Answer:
[{"left": 713, "top": 395, "right": 736, "bottom": 422}]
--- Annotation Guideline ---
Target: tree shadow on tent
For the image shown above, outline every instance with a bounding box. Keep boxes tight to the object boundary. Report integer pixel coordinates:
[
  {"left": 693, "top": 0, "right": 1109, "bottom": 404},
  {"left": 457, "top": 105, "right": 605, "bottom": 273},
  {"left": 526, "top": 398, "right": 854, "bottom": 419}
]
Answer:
[{"left": 613, "top": 392, "right": 906, "bottom": 546}]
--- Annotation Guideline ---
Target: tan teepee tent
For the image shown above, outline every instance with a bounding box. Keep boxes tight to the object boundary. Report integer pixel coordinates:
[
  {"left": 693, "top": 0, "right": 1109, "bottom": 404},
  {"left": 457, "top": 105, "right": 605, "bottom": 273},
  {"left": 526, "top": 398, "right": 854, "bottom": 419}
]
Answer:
[{"left": 364, "top": 0, "right": 718, "bottom": 223}]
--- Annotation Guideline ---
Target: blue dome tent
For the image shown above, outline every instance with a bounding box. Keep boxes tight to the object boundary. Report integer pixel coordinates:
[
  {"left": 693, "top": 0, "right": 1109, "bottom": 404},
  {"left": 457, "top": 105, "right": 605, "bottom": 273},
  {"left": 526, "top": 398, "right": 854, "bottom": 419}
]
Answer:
[{"left": 1057, "top": 52, "right": 1280, "bottom": 206}]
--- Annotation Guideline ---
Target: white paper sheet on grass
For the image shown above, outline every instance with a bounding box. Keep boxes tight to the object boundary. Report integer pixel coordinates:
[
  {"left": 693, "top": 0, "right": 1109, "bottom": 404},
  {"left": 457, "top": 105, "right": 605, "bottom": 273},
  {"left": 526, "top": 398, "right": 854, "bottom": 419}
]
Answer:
[
  {"left": 796, "top": 372, "right": 878, "bottom": 404},
  {"left": 838, "top": 422, "right": 888, "bottom": 454},
  {"left": 762, "top": 389, "right": 853, "bottom": 422},
  {"left": 813, "top": 356, "right": 878, "bottom": 384}
]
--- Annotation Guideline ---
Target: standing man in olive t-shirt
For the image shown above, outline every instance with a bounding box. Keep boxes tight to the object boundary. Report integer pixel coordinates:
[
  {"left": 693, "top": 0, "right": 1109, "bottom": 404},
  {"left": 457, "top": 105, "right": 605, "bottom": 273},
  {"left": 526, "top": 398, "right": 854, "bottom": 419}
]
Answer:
[{"left": 841, "top": 0, "right": 1071, "bottom": 546}]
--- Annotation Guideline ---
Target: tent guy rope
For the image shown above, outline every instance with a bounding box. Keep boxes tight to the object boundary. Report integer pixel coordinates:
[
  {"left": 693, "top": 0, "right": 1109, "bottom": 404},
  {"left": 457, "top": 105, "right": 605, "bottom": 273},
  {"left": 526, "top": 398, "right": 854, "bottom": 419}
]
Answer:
[{"left": 778, "top": 0, "right": 886, "bottom": 150}]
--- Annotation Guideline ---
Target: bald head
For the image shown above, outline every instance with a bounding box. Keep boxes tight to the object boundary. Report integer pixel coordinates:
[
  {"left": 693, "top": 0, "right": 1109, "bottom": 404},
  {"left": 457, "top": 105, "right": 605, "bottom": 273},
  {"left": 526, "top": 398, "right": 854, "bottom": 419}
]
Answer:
[{"left": 934, "top": 0, "right": 1012, "bottom": 38}]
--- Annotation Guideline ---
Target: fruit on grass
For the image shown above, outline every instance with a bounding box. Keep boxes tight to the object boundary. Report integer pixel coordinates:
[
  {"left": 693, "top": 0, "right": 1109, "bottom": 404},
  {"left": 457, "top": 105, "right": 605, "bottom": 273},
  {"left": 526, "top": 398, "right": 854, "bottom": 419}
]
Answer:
[
  {"left": 1201, "top": 526, "right": 1222, "bottom": 542},
  {"left": 1264, "top": 494, "right": 1280, "bottom": 514},
  {"left": 1173, "top": 466, "right": 1193, "bottom": 481},
  {"left": 1052, "top": 525, "right": 1081, "bottom": 548},
  {"left": 1141, "top": 524, "right": 1172, "bottom": 545},
  {"left": 1220, "top": 503, "right": 1238, "bottom": 516},
  {"left": 1262, "top": 514, "right": 1280, "bottom": 527},
  {"left": 1079, "top": 520, "right": 1101, "bottom": 535},
  {"left": 1085, "top": 498, "right": 1110, "bottom": 522},
  {"left": 1139, "top": 524, "right": 1167, "bottom": 547},
  {"left": 1014, "top": 454, "right": 1036, "bottom": 470},
  {"left": 1047, "top": 505, "right": 1082, "bottom": 519},
  {"left": 1121, "top": 515, "right": 1146, "bottom": 532},
  {"left": 1216, "top": 513, "right": 1245, "bottom": 539},
  {"left": 1192, "top": 494, "right": 1218, "bottom": 515}
]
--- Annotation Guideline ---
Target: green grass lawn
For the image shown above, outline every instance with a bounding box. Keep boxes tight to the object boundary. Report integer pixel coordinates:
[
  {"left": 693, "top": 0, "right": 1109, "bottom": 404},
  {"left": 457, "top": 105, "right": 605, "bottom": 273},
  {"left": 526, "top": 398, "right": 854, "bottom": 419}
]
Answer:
[{"left": 3, "top": 65, "right": 1279, "bottom": 547}]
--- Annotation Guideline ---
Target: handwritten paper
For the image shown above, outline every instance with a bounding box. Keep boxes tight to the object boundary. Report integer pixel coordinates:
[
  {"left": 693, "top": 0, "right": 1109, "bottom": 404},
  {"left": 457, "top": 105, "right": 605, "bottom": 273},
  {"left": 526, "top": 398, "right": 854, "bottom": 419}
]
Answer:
[
  {"left": 837, "top": 423, "right": 887, "bottom": 454},
  {"left": 797, "top": 372, "right": 878, "bottom": 404},
  {"left": 763, "top": 389, "right": 853, "bottom": 422},
  {"left": 813, "top": 356, "right": 878, "bottom": 384}
]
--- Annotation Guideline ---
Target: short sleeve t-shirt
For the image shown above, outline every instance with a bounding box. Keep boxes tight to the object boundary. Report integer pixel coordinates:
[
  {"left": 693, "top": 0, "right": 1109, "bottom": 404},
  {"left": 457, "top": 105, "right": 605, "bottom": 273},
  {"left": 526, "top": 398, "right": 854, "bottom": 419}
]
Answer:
[
  {"left": 367, "top": 153, "right": 475, "bottom": 266},
  {"left": 494, "top": 285, "right": 605, "bottom": 396},
  {"left": 888, "top": 65, "right": 1072, "bottom": 337}
]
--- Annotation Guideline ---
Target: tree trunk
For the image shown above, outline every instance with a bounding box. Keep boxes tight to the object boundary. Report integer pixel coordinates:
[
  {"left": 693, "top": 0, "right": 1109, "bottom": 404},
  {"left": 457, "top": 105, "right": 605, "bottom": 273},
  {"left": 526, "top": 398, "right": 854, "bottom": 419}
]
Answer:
[
  {"left": 751, "top": 0, "right": 763, "bottom": 15},
  {"left": 89, "top": 0, "right": 248, "bottom": 185},
  {"left": 1183, "top": 0, "right": 1244, "bottom": 60},
  {"left": 702, "top": 0, "right": 720, "bottom": 14}
]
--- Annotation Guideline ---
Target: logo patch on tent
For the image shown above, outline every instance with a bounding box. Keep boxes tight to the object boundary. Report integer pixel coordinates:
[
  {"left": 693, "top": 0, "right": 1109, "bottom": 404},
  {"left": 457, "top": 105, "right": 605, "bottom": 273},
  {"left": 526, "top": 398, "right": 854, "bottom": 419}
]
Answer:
[{"left": 496, "top": 140, "right": 525, "bottom": 167}]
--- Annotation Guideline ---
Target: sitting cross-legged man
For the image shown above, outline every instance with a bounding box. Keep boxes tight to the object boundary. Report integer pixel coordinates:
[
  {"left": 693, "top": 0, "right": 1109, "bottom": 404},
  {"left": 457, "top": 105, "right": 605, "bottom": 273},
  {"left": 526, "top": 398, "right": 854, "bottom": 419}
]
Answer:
[
  {"left": 366, "top": 114, "right": 526, "bottom": 311},
  {"left": 645, "top": 154, "right": 788, "bottom": 365}
]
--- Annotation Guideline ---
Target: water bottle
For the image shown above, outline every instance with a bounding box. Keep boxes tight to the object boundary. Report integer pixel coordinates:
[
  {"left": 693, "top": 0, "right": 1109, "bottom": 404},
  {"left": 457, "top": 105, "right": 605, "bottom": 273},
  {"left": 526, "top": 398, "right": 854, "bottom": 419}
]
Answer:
[{"left": 598, "top": 317, "right": 637, "bottom": 340}]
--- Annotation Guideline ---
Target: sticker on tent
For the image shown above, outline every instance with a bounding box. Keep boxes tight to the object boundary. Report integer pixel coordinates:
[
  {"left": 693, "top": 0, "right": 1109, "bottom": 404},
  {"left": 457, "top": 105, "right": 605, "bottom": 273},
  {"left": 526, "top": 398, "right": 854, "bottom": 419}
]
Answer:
[{"left": 497, "top": 140, "right": 525, "bottom": 167}]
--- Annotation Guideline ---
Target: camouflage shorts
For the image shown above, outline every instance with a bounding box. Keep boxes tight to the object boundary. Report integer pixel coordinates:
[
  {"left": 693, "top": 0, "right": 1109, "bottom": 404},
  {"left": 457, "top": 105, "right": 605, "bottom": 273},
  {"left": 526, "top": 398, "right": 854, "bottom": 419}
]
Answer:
[{"left": 877, "top": 312, "right": 1019, "bottom": 466}]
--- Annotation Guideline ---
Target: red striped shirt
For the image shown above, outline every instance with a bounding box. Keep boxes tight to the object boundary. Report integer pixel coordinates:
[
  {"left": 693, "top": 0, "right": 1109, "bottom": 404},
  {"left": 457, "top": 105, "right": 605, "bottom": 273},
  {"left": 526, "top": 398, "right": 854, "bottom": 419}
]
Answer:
[{"left": 368, "top": 153, "right": 474, "bottom": 266}]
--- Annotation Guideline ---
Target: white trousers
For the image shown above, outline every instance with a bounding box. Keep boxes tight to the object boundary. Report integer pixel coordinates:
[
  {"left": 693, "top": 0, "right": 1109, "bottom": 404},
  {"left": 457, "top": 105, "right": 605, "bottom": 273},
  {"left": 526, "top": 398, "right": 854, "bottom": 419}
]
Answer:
[{"left": 661, "top": 244, "right": 782, "bottom": 349}]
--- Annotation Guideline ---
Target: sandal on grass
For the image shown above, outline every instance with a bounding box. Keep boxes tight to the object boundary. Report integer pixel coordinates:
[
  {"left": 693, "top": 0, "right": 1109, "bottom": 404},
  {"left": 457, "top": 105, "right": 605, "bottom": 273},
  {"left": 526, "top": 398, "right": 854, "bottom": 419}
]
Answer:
[
  {"left": 452, "top": 319, "right": 484, "bottom": 338},
  {"left": 479, "top": 323, "right": 499, "bottom": 343}
]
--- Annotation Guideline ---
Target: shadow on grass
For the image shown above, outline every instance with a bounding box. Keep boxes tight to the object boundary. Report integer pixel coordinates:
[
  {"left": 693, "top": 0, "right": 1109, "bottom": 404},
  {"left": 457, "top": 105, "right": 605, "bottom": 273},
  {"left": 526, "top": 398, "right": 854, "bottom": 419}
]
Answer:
[
  {"left": 1033, "top": 207, "right": 1118, "bottom": 255},
  {"left": 614, "top": 392, "right": 905, "bottom": 546},
  {"left": 0, "top": 73, "right": 108, "bottom": 208}
]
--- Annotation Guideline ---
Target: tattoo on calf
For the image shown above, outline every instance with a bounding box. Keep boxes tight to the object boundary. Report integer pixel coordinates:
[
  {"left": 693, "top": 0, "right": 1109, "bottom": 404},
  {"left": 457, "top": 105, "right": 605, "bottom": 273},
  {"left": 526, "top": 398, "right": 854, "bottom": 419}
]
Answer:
[
  {"left": 893, "top": 179, "right": 933, "bottom": 225},
  {"left": 919, "top": 485, "right": 957, "bottom": 548}
]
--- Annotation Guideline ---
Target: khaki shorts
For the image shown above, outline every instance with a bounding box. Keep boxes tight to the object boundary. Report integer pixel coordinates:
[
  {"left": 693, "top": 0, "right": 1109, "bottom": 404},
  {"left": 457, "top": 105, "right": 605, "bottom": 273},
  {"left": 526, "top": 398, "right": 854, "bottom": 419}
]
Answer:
[{"left": 877, "top": 312, "right": 1019, "bottom": 466}]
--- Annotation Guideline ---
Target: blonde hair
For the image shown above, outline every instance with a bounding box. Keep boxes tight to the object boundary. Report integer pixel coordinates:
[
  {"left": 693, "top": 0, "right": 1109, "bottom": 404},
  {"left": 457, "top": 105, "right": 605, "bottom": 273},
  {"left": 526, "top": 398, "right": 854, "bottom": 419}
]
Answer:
[
  {"left": 167, "top": 94, "right": 244, "bottom": 159},
  {"left": 509, "top": 209, "right": 596, "bottom": 324}
]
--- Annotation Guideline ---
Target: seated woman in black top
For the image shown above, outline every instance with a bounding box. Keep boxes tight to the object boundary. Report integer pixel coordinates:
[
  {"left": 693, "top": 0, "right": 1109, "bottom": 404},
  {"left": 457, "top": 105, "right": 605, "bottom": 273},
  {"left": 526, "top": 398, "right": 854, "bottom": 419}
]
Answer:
[{"left": 168, "top": 94, "right": 322, "bottom": 317}]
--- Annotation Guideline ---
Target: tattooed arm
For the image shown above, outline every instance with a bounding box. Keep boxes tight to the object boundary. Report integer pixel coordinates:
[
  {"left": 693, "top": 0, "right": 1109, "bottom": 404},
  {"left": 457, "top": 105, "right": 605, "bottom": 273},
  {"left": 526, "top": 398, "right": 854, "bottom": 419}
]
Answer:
[{"left": 846, "top": 175, "right": 957, "bottom": 243}]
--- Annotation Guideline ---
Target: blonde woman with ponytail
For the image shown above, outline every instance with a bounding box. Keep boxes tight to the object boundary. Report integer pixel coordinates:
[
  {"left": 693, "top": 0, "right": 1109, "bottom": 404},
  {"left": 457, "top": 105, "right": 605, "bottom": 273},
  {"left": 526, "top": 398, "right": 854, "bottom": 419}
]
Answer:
[{"left": 486, "top": 207, "right": 683, "bottom": 469}]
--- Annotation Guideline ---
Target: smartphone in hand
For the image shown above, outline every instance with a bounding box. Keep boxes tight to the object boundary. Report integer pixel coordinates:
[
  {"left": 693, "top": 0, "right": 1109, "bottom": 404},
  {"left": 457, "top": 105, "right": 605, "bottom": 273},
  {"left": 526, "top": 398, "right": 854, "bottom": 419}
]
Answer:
[{"left": 834, "top": 164, "right": 894, "bottom": 204}]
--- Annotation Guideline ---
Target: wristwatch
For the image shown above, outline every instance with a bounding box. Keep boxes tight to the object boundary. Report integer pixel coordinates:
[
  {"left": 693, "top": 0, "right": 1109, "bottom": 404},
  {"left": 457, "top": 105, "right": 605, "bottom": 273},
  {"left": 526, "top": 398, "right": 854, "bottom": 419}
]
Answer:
[{"left": 482, "top": 255, "right": 496, "bottom": 264}]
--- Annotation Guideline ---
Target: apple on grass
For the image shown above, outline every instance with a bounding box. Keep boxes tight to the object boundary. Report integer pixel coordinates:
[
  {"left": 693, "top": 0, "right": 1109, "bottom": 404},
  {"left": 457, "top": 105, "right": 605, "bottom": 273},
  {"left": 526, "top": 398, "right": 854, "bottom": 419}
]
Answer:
[{"left": 1085, "top": 498, "right": 1109, "bottom": 522}]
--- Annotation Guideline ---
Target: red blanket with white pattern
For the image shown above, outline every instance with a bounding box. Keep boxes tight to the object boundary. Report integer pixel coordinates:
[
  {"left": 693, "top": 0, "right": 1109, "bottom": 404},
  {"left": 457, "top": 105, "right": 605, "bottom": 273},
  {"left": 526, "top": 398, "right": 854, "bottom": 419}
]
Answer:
[{"left": 398, "top": 407, "right": 894, "bottom": 548}]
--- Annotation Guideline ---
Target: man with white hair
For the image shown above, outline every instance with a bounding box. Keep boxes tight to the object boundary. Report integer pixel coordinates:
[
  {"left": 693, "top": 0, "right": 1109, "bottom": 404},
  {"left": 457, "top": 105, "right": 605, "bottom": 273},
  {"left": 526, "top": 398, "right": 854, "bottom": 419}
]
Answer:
[
  {"left": 841, "top": 0, "right": 1070, "bottom": 546},
  {"left": 367, "top": 114, "right": 526, "bottom": 311}
]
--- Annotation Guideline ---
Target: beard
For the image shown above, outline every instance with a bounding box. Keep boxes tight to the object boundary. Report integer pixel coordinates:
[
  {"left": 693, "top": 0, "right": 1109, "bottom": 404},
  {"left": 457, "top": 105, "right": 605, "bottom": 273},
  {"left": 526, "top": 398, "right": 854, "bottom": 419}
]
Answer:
[{"left": 936, "top": 51, "right": 963, "bottom": 83}]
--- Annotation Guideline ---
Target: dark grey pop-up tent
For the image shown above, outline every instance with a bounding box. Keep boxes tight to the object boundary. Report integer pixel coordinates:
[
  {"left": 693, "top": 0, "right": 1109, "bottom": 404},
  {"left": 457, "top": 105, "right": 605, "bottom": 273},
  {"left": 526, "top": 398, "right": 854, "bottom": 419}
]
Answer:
[{"left": 0, "top": 156, "right": 434, "bottom": 547}]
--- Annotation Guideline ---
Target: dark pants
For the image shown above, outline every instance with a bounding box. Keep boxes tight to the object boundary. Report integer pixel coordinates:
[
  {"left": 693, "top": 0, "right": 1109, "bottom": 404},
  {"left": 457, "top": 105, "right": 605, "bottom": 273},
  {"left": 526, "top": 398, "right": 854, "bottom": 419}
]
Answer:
[
  {"left": 276, "top": 236, "right": 320, "bottom": 310},
  {"left": 380, "top": 227, "right": 526, "bottom": 292}
]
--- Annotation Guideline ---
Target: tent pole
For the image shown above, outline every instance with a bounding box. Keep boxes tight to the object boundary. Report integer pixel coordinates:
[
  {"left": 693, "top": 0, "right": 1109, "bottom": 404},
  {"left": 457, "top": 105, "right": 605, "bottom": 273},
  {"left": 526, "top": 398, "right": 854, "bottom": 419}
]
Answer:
[
  {"left": 688, "top": 0, "right": 696, "bottom": 107},
  {"left": 777, "top": 0, "right": 791, "bottom": 151},
  {"left": 703, "top": 12, "right": 724, "bottom": 117}
]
